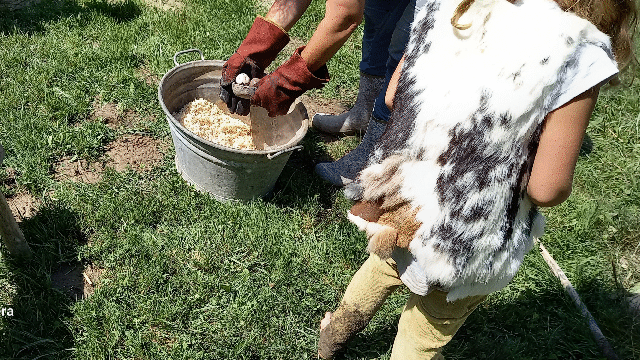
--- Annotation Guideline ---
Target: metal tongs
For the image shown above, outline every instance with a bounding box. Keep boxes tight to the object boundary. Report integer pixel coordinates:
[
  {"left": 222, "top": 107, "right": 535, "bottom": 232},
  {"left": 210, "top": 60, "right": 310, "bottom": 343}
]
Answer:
[{"left": 231, "top": 82, "right": 307, "bottom": 151}]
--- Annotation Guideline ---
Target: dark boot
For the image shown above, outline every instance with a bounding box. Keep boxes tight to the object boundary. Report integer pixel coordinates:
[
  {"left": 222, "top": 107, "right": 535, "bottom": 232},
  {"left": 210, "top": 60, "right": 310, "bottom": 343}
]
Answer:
[
  {"left": 312, "top": 72, "right": 384, "bottom": 135},
  {"left": 315, "top": 116, "right": 386, "bottom": 187}
]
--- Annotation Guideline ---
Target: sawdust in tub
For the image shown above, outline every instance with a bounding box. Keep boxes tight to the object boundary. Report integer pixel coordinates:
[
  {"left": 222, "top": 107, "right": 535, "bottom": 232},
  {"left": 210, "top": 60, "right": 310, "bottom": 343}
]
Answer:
[{"left": 174, "top": 98, "right": 256, "bottom": 150}]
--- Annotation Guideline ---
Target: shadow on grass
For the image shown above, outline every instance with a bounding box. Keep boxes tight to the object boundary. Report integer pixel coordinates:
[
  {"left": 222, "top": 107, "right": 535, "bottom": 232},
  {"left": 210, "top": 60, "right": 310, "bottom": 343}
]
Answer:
[
  {"left": 580, "top": 133, "right": 594, "bottom": 156},
  {"left": 0, "top": 204, "right": 86, "bottom": 359},
  {"left": 330, "top": 282, "right": 638, "bottom": 359},
  {"left": 0, "top": 0, "right": 141, "bottom": 34},
  {"left": 268, "top": 128, "right": 343, "bottom": 211}
]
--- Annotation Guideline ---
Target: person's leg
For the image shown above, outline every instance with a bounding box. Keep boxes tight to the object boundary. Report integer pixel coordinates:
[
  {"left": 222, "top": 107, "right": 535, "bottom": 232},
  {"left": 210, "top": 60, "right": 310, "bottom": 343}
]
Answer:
[
  {"left": 312, "top": 0, "right": 409, "bottom": 135},
  {"left": 360, "top": 0, "right": 403, "bottom": 77},
  {"left": 313, "top": 117, "right": 387, "bottom": 187},
  {"left": 371, "top": 0, "right": 415, "bottom": 123},
  {"left": 318, "top": 254, "right": 403, "bottom": 359},
  {"left": 390, "top": 290, "right": 486, "bottom": 359},
  {"left": 314, "top": 0, "right": 415, "bottom": 186}
]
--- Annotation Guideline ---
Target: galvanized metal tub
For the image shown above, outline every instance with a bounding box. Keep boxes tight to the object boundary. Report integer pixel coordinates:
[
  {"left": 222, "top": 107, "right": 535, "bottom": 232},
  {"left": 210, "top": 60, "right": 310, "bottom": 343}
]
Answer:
[{"left": 158, "top": 49, "right": 308, "bottom": 201}]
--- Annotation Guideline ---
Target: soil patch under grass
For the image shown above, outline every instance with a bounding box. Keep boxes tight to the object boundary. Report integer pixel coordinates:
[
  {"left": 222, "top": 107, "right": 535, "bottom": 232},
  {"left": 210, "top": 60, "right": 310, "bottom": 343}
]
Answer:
[
  {"left": 300, "top": 94, "right": 348, "bottom": 144},
  {"left": 104, "top": 134, "right": 168, "bottom": 172},
  {"left": 6, "top": 191, "right": 40, "bottom": 221},
  {"left": 2, "top": 167, "right": 40, "bottom": 222},
  {"left": 136, "top": 65, "right": 161, "bottom": 87},
  {"left": 53, "top": 157, "right": 104, "bottom": 184},
  {"left": 50, "top": 262, "right": 104, "bottom": 300},
  {"left": 143, "top": 0, "right": 183, "bottom": 11},
  {"left": 91, "top": 99, "right": 152, "bottom": 129},
  {"left": 53, "top": 134, "right": 169, "bottom": 183}
]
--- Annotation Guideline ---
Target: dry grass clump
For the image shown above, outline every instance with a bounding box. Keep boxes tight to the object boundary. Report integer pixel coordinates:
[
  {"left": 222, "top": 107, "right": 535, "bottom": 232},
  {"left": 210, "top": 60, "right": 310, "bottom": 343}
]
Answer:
[{"left": 174, "top": 99, "right": 255, "bottom": 150}]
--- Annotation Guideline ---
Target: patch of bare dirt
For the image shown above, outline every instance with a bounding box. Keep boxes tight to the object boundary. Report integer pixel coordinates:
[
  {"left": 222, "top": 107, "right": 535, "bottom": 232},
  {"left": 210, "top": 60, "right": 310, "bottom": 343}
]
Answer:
[
  {"left": 136, "top": 66, "right": 161, "bottom": 87},
  {"left": 91, "top": 99, "right": 145, "bottom": 129},
  {"left": 104, "top": 134, "right": 168, "bottom": 172},
  {"left": 299, "top": 94, "right": 349, "bottom": 143},
  {"left": 2, "top": 168, "right": 40, "bottom": 222},
  {"left": 91, "top": 100, "right": 119, "bottom": 125},
  {"left": 50, "top": 262, "right": 104, "bottom": 300},
  {"left": 53, "top": 157, "right": 104, "bottom": 184},
  {"left": 7, "top": 191, "right": 40, "bottom": 222},
  {"left": 300, "top": 94, "right": 348, "bottom": 120},
  {"left": 143, "top": 0, "right": 183, "bottom": 11},
  {"left": 53, "top": 134, "right": 169, "bottom": 183},
  {"left": 56, "top": 93, "right": 345, "bottom": 183}
]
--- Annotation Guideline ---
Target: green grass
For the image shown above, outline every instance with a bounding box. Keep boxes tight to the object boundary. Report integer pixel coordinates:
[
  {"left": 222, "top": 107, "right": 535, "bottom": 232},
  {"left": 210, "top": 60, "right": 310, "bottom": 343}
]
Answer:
[{"left": 1, "top": 0, "right": 639, "bottom": 359}]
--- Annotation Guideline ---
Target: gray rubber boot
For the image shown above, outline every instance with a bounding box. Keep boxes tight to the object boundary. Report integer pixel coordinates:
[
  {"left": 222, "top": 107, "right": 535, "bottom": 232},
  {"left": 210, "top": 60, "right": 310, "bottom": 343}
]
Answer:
[
  {"left": 312, "top": 72, "right": 385, "bottom": 135},
  {"left": 315, "top": 117, "right": 387, "bottom": 187}
]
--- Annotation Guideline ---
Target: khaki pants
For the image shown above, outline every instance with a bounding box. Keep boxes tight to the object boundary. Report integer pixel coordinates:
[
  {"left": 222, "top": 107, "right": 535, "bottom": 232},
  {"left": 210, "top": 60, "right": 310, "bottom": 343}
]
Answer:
[{"left": 339, "top": 254, "right": 486, "bottom": 359}]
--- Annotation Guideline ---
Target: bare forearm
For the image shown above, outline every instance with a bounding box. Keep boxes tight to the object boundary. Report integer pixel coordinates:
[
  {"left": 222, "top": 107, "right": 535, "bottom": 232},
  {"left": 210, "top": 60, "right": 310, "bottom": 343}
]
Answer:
[
  {"left": 264, "top": 0, "right": 313, "bottom": 32},
  {"left": 385, "top": 55, "right": 405, "bottom": 110},
  {"left": 527, "top": 87, "right": 599, "bottom": 207},
  {"left": 301, "top": 0, "right": 365, "bottom": 71}
]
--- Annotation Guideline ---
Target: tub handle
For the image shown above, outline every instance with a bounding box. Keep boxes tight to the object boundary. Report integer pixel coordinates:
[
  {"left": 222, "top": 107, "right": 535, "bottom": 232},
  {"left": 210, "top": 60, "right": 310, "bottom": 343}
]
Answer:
[
  {"left": 173, "top": 49, "right": 205, "bottom": 67},
  {"left": 267, "top": 145, "right": 303, "bottom": 160}
]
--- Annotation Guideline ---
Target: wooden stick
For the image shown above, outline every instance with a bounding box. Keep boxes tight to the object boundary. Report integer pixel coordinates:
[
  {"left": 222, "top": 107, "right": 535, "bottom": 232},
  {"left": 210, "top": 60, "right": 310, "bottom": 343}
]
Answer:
[
  {"left": 0, "top": 143, "right": 32, "bottom": 259},
  {"left": 537, "top": 239, "right": 619, "bottom": 360},
  {"left": 83, "top": 272, "right": 93, "bottom": 286},
  {"left": 0, "top": 191, "right": 32, "bottom": 259}
]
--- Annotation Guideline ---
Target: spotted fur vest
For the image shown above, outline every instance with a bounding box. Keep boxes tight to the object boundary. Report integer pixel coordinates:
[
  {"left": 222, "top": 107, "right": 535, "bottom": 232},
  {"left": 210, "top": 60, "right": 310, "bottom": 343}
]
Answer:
[{"left": 345, "top": 0, "right": 613, "bottom": 301}]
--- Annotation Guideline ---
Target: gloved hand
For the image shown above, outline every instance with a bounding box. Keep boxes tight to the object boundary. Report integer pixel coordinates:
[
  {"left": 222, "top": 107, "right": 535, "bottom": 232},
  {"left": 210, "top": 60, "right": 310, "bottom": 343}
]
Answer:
[
  {"left": 251, "top": 46, "right": 330, "bottom": 117},
  {"left": 347, "top": 199, "right": 421, "bottom": 259},
  {"left": 220, "top": 16, "right": 289, "bottom": 116}
]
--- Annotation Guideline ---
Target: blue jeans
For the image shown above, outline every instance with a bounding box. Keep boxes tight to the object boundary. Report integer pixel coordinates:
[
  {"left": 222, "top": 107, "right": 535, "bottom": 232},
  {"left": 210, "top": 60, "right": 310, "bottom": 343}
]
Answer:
[{"left": 360, "top": 0, "right": 415, "bottom": 122}]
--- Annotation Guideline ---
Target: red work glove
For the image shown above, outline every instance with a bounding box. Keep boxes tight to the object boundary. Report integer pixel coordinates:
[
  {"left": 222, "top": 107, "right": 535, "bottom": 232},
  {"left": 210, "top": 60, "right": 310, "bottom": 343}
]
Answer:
[
  {"left": 251, "top": 46, "right": 330, "bottom": 117},
  {"left": 220, "top": 16, "right": 290, "bottom": 116}
]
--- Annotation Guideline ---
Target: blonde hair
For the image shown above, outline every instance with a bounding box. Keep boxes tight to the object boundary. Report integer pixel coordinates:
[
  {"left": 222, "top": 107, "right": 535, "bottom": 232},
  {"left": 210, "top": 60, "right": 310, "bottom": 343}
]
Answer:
[{"left": 451, "top": 0, "right": 638, "bottom": 70}]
